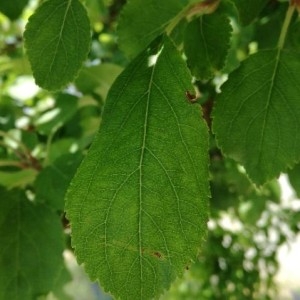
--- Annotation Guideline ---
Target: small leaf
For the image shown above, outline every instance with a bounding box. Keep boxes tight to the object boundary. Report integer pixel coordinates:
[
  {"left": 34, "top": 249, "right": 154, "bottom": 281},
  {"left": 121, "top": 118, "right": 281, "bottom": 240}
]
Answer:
[
  {"left": 35, "top": 153, "right": 83, "bottom": 210},
  {"left": 66, "top": 37, "right": 209, "bottom": 299},
  {"left": 184, "top": 12, "right": 232, "bottom": 79},
  {"left": 24, "top": 0, "right": 91, "bottom": 90},
  {"left": 0, "top": 0, "right": 29, "bottom": 20},
  {"left": 213, "top": 49, "right": 300, "bottom": 184},
  {"left": 75, "top": 63, "right": 123, "bottom": 99},
  {"left": 118, "top": 0, "right": 192, "bottom": 58},
  {"left": 35, "top": 94, "right": 78, "bottom": 135},
  {"left": 0, "top": 189, "right": 65, "bottom": 299},
  {"left": 0, "top": 169, "right": 38, "bottom": 189},
  {"left": 231, "top": 0, "right": 269, "bottom": 25}
]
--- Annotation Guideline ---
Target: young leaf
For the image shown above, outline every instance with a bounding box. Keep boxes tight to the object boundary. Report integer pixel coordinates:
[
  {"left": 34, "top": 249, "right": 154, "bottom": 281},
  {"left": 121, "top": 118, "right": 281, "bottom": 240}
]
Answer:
[
  {"left": 230, "top": 0, "right": 269, "bottom": 25},
  {"left": 0, "top": 0, "right": 29, "bottom": 20},
  {"left": 118, "top": 0, "right": 191, "bottom": 58},
  {"left": 0, "top": 189, "right": 65, "bottom": 300},
  {"left": 213, "top": 49, "right": 300, "bottom": 185},
  {"left": 24, "top": 0, "right": 91, "bottom": 91},
  {"left": 184, "top": 12, "right": 232, "bottom": 79},
  {"left": 66, "top": 37, "right": 209, "bottom": 299}
]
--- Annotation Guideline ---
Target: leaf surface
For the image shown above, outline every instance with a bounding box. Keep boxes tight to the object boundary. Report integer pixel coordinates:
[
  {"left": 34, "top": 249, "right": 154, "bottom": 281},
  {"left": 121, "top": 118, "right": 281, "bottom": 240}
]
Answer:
[
  {"left": 213, "top": 49, "right": 300, "bottom": 184},
  {"left": 0, "top": 0, "right": 29, "bottom": 20},
  {"left": 118, "top": 0, "right": 198, "bottom": 58},
  {"left": 0, "top": 189, "right": 65, "bottom": 299},
  {"left": 24, "top": 0, "right": 90, "bottom": 90},
  {"left": 231, "top": 0, "right": 269, "bottom": 25},
  {"left": 35, "top": 153, "right": 83, "bottom": 210},
  {"left": 66, "top": 37, "right": 209, "bottom": 299},
  {"left": 184, "top": 12, "right": 232, "bottom": 79}
]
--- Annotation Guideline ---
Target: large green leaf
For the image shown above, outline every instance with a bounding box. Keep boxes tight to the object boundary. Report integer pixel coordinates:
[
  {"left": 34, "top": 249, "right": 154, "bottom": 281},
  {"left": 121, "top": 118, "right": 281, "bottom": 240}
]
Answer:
[
  {"left": 24, "top": 0, "right": 91, "bottom": 91},
  {"left": 0, "top": 189, "right": 65, "bottom": 299},
  {"left": 184, "top": 12, "right": 232, "bottom": 79},
  {"left": 213, "top": 49, "right": 300, "bottom": 185},
  {"left": 66, "top": 37, "right": 209, "bottom": 299},
  {"left": 230, "top": 0, "right": 269, "bottom": 25},
  {"left": 118, "top": 0, "right": 200, "bottom": 58},
  {"left": 0, "top": 0, "right": 29, "bottom": 20}
]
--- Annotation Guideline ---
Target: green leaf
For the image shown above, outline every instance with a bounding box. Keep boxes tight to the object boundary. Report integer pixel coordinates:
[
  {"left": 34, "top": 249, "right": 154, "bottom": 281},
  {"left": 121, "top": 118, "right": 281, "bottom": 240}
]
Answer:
[
  {"left": 230, "top": 0, "right": 269, "bottom": 25},
  {"left": 24, "top": 0, "right": 91, "bottom": 91},
  {"left": 75, "top": 63, "right": 123, "bottom": 99},
  {"left": 288, "top": 163, "right": 300, "bottom": 198},
  {"left": 184, "top": 12, "right": 232, "bottom": 79},
  {"left": 66, "top": 37, "right": 209, "bottom": 299},
  {"left": 118, "top": 0, "right": 192, "bottom": 58},
  {"left": 213, "top": 49, "right": 300, "bottom": 185},
  {"left": 0, "top": 169, "right": 38, "bottom": 189},
  {"left": 0, "top": 189, "right": 65, "bottom": 299},
  {"left": 35, "top": 153, "right": 83, "bottom": 210},
  {"left": 0, "top": 0, "right": 29, "bottom": 20},
  {"left": 35, "top": 94, "right": 78, "bottom": 135}
]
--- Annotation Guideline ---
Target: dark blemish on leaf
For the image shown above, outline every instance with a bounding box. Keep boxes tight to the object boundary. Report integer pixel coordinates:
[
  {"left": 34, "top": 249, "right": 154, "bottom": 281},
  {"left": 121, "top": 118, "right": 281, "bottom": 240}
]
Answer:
[
  {"left": 185, "top": 91, "right": 198, "bottom": 103},
  {"left": 153, "top": 251, "right": 163, "bottom": 259}
]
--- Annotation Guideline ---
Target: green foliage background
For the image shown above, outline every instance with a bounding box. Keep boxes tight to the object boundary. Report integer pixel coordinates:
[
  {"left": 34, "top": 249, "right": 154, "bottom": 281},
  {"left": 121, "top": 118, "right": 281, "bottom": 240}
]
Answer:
[{"left": 0, "top": 0, "right": 300, "bottom": 299}]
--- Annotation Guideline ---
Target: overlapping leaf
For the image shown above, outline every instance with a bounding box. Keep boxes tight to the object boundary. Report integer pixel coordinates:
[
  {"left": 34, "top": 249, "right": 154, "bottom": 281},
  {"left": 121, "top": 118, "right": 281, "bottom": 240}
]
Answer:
[
  {"left": 24, "top": 0, "right": 90, "bottom": 90},
  {"left": 0, "top": 0, "right": 29, "bottom": 20},
  {"left": 231, "top": 0, "right": 269, "bottom": 25},
  {"left": 0, "top": 189, "right": 65, "bottom": 299},
  {"left": 35, "top": 153, "right": 83, "bottom": 210},
  {"left": 66, "top": 37, "right": 209, "bottom": 299},
  {"left": 118, "top": 0, "right": 202, "bottom": 58},
  {"left": 184, "top": 12, "right": 232, "bottom": 79},
  {"left": 213, "top": 49, "right": 300, "bottom": 185}
]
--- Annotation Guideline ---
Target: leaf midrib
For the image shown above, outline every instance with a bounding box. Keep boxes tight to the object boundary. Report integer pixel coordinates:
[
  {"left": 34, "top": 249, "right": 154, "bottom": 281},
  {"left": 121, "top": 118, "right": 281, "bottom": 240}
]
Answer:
[
  {"left": 138, "top": 56, "right": 158, "bottom": 297},
  {"left": 256, "top": 48, "right": 281, "bottom": 172}
]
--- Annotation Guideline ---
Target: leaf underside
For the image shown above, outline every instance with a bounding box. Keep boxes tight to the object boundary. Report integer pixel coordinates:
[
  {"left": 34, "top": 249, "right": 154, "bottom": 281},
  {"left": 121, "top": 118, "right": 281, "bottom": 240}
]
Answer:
[
  {"left": 213, "top": 49, "right": 300, "bottom": 185},
  {"left": 24, "top": 0, "right": 90, "bottom": 91},
  {"left": 66, "top": 38, "right": 209, "bottom": 299}
]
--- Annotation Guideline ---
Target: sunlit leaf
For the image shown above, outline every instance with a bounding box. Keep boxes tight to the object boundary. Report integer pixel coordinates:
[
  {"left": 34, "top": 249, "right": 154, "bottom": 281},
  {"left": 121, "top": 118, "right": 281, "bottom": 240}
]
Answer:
[
  {"left": 66, "top": 37, "right": 209, "bottom": 299},
  {"left": 0, "top": 169, "right": 38, "bottom": 189}
]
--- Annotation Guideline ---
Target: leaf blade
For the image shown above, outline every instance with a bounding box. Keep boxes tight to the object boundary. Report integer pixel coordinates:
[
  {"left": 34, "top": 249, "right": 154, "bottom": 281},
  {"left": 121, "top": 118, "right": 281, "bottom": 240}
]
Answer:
[
  {"left": 213, "top": 49, "right": 300, "bottom": 184},
  {"left": 24, "top": 0, "right": 91, "bottom": 90},
  {"left": 0, "top": 189, "right": 65, "bottom": 299},
  {"left": 184, "top": 12, "right": 232, "bottom": 79},
  {"left": 66, "top": 38, "right": 209, "bottom": 299}
]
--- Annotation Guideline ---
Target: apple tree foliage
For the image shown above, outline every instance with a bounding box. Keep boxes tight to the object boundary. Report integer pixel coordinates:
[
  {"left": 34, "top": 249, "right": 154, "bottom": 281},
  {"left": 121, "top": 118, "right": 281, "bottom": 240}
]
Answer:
[{"left": 0, "top": 0, "right": 300, "bottom": 299}]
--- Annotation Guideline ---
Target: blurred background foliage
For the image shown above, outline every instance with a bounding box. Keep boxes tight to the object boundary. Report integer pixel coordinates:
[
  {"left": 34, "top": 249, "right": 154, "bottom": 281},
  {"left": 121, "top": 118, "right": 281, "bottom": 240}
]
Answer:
[{"left": 0, "top": 0, "right": 300, "bottom": 299}]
